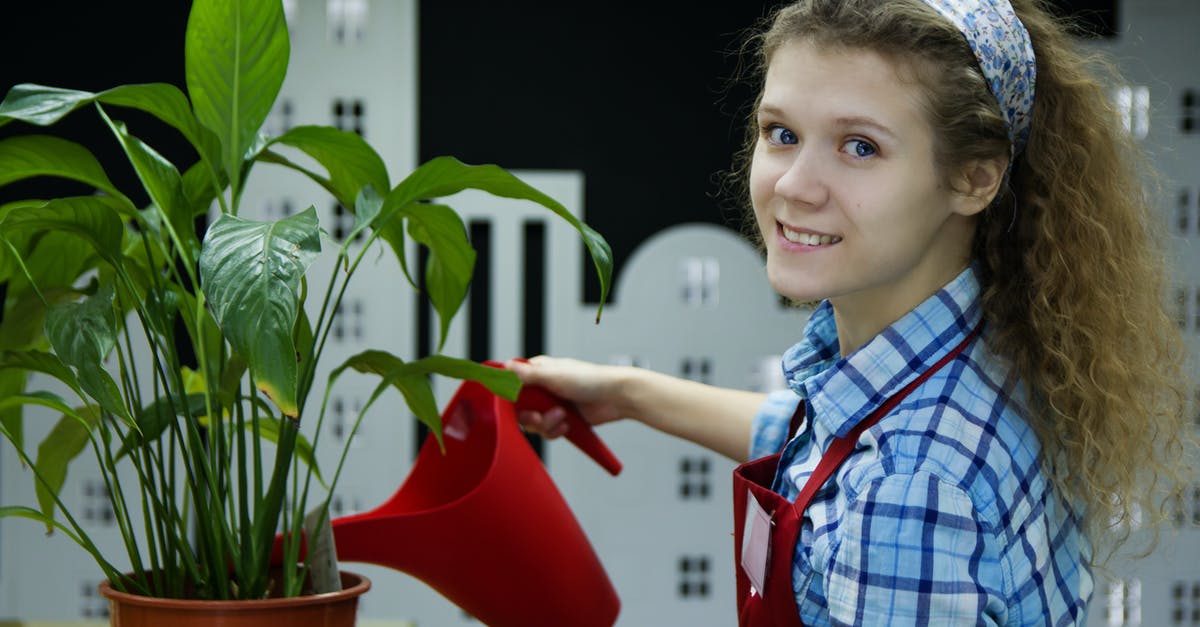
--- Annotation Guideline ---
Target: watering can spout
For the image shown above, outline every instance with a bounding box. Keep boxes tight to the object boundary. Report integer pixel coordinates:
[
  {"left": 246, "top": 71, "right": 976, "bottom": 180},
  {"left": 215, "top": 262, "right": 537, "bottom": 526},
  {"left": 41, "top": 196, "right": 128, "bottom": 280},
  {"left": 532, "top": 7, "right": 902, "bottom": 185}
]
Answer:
[{"left": 275, "top": 370, "right": 622, "bottom": 627}]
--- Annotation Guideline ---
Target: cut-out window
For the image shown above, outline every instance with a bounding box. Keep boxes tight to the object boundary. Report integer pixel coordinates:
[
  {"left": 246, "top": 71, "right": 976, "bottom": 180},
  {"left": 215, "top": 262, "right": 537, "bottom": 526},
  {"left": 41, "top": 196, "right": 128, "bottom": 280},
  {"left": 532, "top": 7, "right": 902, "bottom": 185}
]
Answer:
[
  {"left": 331, "top": 98, "right": 365, "bottom": 137},
  {"left": 327, "top": 0, "right": 368, "bottom": 44},
  {"left": 677, "top": 555, "right": 711, "bottom": 599},
  {"left": 80, "top": 579, "right": 110, "bottom": 619},
  {"left": 681, "top": 357, "right": 712, "bottom": 384},
  {"left": 680, "top": 257, "right": 720, "bottom": 307},
  {"left": 82, "top": 480, "right": 115, "bottom": 526},
  {"left": 1113, "top": 85, "right": 1150, "bottom": 139},
  {"left": 679, "top": 456, "right": 712, "bottom": 500},
  {"left": 1104, "top": 578, "right": 1141, "bottom": 626},
  {"left": 1170, "top": 580, "right": 1200, "bottom": 625},
  {"left": 1182, "top": 88, "right": 1197, "bottom": 135}
]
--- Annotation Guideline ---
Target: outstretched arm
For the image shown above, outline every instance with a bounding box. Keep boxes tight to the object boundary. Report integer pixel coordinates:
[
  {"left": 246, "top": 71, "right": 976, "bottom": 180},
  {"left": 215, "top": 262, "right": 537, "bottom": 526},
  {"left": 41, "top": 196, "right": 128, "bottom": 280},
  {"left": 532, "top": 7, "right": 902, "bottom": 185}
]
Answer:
[{"left": 507, "top": 356, "right": 766, "bottom": 462}]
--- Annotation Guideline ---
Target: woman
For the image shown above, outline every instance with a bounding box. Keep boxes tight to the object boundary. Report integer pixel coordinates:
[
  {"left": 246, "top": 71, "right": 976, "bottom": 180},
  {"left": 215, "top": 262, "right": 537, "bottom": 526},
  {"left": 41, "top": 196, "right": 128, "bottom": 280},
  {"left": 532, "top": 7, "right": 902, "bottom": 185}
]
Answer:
[{"left": 509, "top": 0, "right": 1190, "bottom": 624}]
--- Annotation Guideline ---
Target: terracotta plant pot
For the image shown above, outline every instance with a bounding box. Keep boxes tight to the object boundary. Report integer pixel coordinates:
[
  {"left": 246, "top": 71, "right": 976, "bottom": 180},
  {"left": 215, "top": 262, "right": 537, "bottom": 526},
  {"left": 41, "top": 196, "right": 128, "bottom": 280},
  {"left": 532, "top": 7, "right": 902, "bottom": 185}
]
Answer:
[{"left": 98, "top": 570, "right": 370, "bottom": 627}]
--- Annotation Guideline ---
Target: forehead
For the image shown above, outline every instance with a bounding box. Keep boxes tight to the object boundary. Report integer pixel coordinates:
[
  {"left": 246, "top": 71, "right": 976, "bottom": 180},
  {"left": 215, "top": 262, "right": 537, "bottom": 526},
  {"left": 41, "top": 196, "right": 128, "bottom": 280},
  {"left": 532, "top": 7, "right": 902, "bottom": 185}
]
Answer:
[{"left": 760, "top": 40, "right": 932, "bottom": 138}]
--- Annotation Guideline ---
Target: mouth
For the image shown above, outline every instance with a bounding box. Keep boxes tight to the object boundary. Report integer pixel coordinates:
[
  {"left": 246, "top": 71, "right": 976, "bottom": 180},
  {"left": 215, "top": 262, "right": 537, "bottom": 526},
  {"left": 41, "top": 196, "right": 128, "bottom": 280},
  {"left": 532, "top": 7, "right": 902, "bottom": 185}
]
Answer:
[{"left": 779, "top": 222, "right": 842, "bottom": 247}]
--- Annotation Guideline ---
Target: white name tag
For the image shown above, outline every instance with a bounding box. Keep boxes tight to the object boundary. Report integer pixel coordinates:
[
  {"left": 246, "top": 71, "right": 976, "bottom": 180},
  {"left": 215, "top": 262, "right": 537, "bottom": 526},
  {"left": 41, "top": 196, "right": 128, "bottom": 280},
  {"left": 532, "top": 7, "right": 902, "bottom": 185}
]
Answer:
[{"left": 740, "top": 488, "right": 773, "bottom": 597}]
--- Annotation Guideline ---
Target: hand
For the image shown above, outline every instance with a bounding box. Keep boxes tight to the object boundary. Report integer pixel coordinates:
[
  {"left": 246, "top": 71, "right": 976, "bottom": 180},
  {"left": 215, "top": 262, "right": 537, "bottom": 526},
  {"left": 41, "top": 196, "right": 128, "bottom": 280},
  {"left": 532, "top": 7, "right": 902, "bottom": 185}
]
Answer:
[{"left": 505, "top": 356, "right": 629, "bottom": 439}]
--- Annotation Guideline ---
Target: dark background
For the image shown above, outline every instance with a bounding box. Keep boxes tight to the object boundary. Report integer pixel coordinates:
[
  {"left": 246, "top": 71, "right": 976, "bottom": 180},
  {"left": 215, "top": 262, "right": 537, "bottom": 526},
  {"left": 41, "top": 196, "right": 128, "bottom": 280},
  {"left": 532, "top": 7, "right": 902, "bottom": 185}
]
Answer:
[{"left": 0, "top": 1, "right": 1119, "bottom": 303}]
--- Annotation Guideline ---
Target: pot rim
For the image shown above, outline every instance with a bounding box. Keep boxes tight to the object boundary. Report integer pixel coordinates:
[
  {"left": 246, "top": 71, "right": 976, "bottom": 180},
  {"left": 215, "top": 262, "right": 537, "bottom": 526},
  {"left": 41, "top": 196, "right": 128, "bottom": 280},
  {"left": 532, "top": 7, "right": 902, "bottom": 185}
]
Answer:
[{"left": 97, "top": 570, "right": 371, "bottom": 610}]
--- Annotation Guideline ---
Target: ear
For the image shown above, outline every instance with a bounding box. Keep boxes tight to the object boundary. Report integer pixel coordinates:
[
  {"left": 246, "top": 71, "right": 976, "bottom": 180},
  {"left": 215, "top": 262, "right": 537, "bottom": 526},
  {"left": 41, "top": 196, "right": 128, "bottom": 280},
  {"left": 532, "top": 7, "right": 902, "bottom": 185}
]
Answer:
[{"left": 950, "top": 157, "right": 1007, "bottom": 217}]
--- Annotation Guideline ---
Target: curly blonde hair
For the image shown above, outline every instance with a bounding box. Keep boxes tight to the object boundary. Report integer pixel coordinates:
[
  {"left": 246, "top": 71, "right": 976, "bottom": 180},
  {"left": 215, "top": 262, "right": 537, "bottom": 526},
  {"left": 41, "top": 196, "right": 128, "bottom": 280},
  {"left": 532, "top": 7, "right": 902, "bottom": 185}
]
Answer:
[{"left": 725, "top": 0, "right": 1193, "bottom": 562}]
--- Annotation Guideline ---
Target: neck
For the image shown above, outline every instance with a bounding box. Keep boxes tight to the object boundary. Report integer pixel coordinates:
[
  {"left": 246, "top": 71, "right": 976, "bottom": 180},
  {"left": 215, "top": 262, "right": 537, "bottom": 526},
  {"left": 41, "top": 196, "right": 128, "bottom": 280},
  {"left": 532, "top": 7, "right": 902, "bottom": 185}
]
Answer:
[{"left": 830, "top": 261, "right": 971, "bottom": 356}]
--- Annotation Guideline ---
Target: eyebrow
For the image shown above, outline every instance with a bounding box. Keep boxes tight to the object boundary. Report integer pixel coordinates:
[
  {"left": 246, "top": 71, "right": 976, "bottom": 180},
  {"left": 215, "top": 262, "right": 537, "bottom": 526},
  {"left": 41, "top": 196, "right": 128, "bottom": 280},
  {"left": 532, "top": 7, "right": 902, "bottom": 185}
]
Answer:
[{"left": 832, "top": 116, "right": 899, "bottom": 141}]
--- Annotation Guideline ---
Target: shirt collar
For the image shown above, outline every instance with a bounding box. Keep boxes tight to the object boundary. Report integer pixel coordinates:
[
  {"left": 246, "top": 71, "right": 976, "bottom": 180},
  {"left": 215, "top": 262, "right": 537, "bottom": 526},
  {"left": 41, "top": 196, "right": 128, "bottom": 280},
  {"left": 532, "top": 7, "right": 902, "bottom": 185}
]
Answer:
[{"left": 781, "top": 266, "right": 983, "bottom": 438}]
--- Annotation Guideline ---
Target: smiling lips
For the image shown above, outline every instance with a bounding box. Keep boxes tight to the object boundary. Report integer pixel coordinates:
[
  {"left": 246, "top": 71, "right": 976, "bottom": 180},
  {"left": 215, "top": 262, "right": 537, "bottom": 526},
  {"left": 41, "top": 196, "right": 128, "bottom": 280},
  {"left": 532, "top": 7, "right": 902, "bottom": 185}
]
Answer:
[{"left": 779, "top": 222, "right": 842, "bottom": 246}]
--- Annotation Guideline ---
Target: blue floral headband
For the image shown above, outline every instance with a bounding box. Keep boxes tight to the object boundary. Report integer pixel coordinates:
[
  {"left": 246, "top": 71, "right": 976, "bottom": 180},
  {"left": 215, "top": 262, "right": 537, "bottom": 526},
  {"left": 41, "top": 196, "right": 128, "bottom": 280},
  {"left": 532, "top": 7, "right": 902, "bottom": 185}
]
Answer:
[{"left": 918, "top": 0, "right": 1037, "bottom": 154}]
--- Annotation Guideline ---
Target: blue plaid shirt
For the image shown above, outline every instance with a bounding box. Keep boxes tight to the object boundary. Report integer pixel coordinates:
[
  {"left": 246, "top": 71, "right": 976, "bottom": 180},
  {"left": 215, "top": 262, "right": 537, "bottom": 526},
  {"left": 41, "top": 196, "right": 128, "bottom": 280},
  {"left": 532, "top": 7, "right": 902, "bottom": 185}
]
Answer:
[{"left": 749, "top": 267, "right": 1093, "bottom": 626}]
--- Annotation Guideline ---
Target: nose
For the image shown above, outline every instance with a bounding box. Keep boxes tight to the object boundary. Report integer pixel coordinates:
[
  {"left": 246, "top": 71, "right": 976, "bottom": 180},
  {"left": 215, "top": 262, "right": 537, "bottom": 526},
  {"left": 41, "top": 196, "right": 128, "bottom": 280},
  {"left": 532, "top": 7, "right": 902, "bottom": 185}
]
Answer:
[{"left": 772, "top": 146, "right": 828, "bottom": 208}]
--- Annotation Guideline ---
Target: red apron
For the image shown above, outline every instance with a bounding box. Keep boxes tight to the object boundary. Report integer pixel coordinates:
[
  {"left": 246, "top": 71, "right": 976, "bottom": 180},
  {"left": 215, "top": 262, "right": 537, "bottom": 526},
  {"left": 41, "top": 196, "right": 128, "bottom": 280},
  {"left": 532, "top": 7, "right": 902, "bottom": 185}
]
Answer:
[{"left": 732, "top": 327, "right": 979, "bottom": 626}]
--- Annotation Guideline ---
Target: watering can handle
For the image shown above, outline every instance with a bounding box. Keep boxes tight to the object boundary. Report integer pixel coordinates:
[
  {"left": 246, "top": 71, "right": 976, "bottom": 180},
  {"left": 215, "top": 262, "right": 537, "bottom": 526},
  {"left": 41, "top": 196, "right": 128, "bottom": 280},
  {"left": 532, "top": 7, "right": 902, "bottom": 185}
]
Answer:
[{"left": 486, "top": 359, "right": 623, "bottom": 476}]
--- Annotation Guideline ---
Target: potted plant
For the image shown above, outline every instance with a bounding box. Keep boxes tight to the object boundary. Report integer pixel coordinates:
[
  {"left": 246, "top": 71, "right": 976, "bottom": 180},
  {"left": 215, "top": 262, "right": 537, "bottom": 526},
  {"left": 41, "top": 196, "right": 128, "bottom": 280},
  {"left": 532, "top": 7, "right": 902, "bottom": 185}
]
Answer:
[{"left": 0, "top": 0, "right": 612, "bottom": 623}]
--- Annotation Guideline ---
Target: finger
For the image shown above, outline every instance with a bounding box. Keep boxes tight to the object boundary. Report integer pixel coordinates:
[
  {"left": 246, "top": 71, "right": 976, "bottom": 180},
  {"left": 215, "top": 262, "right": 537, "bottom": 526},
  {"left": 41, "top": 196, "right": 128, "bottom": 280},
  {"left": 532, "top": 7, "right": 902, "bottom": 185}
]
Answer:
[
  {"left": 545, "top": 420, "right": 570, "bottom": 439},
  {"left": 516, "top": 409, "right": 544, "bottom": 431}
]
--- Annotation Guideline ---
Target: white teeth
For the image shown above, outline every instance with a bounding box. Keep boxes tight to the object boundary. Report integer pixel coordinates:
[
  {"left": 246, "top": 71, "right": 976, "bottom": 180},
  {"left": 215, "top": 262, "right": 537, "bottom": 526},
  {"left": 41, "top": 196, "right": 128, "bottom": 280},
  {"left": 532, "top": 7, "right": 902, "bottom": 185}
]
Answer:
[{"left": 781, "top": 225, "right": 841, "bottom": 246}]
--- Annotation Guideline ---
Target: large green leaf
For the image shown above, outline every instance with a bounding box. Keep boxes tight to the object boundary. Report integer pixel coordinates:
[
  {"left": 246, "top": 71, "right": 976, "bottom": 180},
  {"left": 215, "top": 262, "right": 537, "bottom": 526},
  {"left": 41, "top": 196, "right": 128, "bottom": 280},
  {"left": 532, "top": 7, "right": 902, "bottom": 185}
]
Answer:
[
  {"left": 44, "top": 285, "right": 133, "bottom": 425},
  {"left": 185, "top": 0, "right": 289, "bottom": 187},
  {"left": 329, "top": 351, "right": 443, "bottom": 448},
  {"left": 199, "top": 208, "right": 322, "bottom": 417},
  {"left": 329, "top": 351, "right": 522, "bottom": 450},
  {"left": 0, "top": 83, "right": 221, "bottom": 176},
  {"left": 101, "top": 114, "right": 197, "bottom": 262},
  {"left": 0, "top": 196, "right": 127, "bottom": 266},
  {"left": 34, "top": 405, "right": 101, "bottom": 528},
  {"left": 0, "top": 84, "right": 94, "bottom": 128},
  {"left": 99, "top": 83, "right": 222, "bottom": 174},
  {"left": 383, "top": 156, "right": 613, "bottom": 320},
  {"left": 0, "top": 135, "right": 130, "bottom": 206},
  {"left": 266, "top": 126, "right": 390, "bottom": 212},
  {"left": 2, "top": 230, "right": 99, "bottom": 297},
  {"left": 0, "top": 350, "right": 82, "bottom": 395}
]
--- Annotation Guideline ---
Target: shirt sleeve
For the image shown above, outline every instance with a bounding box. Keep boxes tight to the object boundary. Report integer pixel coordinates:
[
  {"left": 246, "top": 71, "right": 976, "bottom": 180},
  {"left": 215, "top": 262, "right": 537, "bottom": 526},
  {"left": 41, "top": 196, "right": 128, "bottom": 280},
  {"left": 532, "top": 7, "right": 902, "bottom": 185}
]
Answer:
[
  {"left": 822, "top": 472, "right": 1006, "bottom": 626},
  {"left": 748, "top": 390, "right": 801, "bottom": 460}
]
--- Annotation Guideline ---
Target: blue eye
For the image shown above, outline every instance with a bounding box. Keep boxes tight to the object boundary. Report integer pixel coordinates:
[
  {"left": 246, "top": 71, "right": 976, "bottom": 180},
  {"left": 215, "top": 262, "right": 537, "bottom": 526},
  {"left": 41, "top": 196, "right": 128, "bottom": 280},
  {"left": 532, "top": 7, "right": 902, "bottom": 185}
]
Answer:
[
  {"left": 767, "top": 126, "right": 798, "bottom": 145},
  {"left": 844, "top": 139, "right": 877, "bottom": 158}
]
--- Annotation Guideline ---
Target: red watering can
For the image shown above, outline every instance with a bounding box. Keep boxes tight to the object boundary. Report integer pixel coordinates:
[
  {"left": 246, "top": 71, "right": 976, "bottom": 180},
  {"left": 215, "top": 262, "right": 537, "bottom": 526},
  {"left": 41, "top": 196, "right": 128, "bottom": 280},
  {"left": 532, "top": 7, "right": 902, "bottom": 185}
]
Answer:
[{"left": 275, "top": 360, "right": 622, "bottom": 627}]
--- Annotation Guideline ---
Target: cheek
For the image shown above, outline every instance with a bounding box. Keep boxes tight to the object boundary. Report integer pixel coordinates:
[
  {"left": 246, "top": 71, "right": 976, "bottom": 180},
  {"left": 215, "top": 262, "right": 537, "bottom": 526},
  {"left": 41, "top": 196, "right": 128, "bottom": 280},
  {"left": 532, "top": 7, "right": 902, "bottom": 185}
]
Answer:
[{"left": 748, "top": 155, "right": 774, "bottom": 216}]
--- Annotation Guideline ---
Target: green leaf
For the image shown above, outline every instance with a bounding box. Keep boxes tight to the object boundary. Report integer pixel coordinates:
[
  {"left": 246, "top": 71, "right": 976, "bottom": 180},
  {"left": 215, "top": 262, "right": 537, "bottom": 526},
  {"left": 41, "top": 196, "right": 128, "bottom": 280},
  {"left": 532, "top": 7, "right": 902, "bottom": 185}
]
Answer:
[
  {"left": 0, "top": 350, "right": 82, "bottom": 395},
  {"left": 3, "top": 230, "right": 99, "bottom": 298},
  {"left": 0, "top": 196, "right": 127, "bottom": 266},
  {"left": 0, "top": 82, "right": 221, "bottom": 180},
  {"left": 343, "top": 185, "right": 383, "bottom": 258},
  {"left": 329, "top": 351, "right": 443, "bottom": 449},
  {"left": 0, "top": 84, "right": 95, "bottom": 128},
  {"left": 98, "top": 83, "right": 223, "bottom": 174},
  {"left": 186, "top": 0, "right": 289, "bottom": 188},
  {"left": 384, "top": 156, "right": 613, "bottom": 320},
  {"left": 0, "top": 506, "right": 86, "bottom": 547},
  {"left": 267, "top": 126, "right": 390, "bottom": 212},
  {"left": 0, "top": 286, "right": 77, "bottom": 352},
  {"left": 35, "top": 405, "right": 101, "bottom": 529},
  {"left": 411, "top": 354, "right": 521, "bottom": 400},
  {"left": 405, "top": 203, "right": 474, "bottom": 351},
  {"left": 0, "top": 135, "right": 130, "bottom": 205},
  {"left": 101, "top": 113, "right": 197, "bottom": 262},
  {"left": 182, "top": 156, "right": 226, "bottom": 216},
  {"left": 44, "top": 285, "right": 133, "bottom": 425},
  {"left": 0, "top": 370, "right": 29, "bottom": 452},
  {"left": 0, "top": 391, "right": 81, "bottom": 426},
  {"left": 199, "top": 208, "right": 322, "bottom": 417},
  {"left": 328, "top": 351, "right": 520, "bottom": 452},
  {"left": 169, "top": 282, "right": 226, "bottom": 388}
]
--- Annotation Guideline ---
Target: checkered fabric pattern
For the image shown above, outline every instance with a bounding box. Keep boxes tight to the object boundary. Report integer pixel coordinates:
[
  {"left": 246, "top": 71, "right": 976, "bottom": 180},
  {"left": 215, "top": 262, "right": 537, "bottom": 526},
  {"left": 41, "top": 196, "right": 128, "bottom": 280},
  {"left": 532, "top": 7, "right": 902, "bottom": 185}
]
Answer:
[{"left": 748, "top": 266, "right": 1093, "bottom": 625}]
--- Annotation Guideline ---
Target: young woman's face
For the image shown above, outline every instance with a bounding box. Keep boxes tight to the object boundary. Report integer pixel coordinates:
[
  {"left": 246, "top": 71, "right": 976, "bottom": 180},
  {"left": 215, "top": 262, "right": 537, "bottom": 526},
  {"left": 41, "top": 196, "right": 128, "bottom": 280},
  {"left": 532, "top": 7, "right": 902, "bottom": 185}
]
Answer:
[{"left": 750, "top": 40, "right": 980, "bottom": 343}]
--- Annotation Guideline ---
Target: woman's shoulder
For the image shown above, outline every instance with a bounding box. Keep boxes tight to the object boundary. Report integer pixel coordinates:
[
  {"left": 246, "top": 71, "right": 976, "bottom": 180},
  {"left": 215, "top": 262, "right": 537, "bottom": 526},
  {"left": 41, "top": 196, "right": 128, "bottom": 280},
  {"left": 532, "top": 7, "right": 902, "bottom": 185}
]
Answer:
[{"left": 856, "top": 350, "right": 1051, "bottom": 530}]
